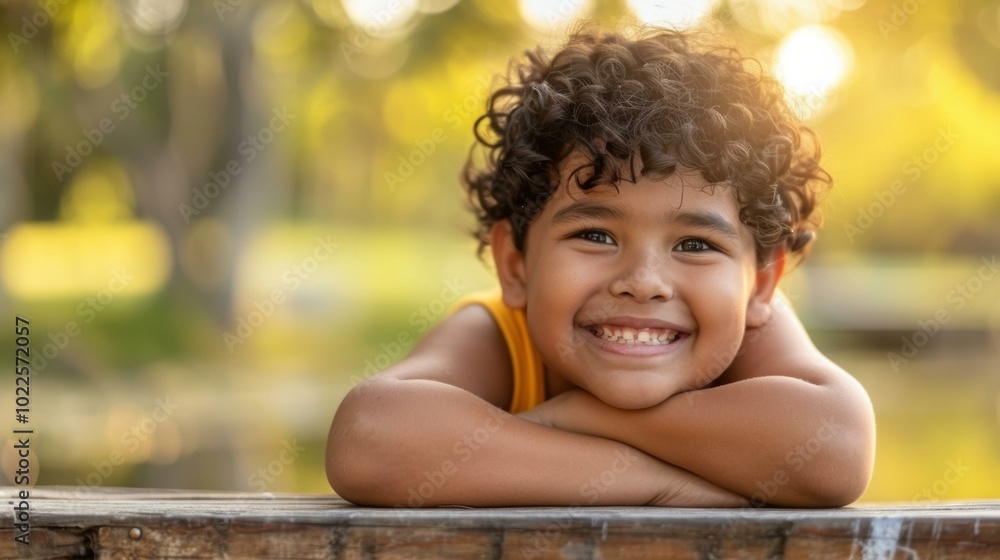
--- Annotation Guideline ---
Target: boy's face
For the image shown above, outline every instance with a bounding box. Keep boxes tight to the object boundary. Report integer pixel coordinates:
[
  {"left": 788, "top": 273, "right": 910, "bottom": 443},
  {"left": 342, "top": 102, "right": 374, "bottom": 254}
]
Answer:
[{"left": 495, "top": 154, "right": 781, "bottom": 409}]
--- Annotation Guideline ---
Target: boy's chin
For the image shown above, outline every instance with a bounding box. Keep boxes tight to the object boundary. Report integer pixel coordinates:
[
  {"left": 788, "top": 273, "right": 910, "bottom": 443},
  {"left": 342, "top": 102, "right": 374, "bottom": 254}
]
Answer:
[{"left": 589, "top": 383, "right": 682, "bottom": 410}]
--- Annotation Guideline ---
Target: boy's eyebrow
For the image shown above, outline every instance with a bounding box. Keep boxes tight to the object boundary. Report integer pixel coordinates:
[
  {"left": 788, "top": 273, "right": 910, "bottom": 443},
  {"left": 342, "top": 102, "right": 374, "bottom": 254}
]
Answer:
[
  {"left": 673, "top": 209, "right": 740, "bottom": 240},
  {"left": 551, "top": 202, "right": 628, "bottom": 225},
  {"left": 551, "top": 201, "right": 742, "bottom": 240}
]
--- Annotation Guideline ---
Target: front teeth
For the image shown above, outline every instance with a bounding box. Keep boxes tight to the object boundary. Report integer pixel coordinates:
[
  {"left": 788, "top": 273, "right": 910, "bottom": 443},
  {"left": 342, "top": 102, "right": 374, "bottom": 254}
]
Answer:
[{"left": 593, "top": 326, "right": 678, "bottom": 345}]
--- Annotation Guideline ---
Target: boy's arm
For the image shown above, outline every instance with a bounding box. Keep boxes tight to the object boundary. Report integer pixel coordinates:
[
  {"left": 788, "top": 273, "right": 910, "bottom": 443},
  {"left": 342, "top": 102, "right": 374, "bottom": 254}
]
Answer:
[
  {"left": 521, "top": 295, "right": 876, "bottom": 507},
  {"left": 326, "top": 304, "right": 747, "bottom": 507}
]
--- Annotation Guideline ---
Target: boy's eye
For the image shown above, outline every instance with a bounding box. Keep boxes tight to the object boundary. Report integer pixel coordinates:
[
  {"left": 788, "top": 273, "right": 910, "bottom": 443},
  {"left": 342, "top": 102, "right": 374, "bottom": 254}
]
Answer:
[
  {"left": 675, "top": 239, "right": 714, "bottom": 252},
  {"left": 577, "top": 230, "right": 615, "bottom": 245}
]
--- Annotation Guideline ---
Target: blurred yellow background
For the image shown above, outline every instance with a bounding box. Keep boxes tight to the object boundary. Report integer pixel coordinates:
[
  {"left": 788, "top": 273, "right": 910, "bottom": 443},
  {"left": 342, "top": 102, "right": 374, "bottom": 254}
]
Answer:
[{"left": 0, "top": 0, "right": 998, "bottom": 502}]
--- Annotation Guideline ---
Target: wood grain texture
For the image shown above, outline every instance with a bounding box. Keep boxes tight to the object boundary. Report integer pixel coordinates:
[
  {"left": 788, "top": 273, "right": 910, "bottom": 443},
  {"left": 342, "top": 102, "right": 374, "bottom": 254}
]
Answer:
[{"left": 1, "top": 488, "right": 998, "bottom": 559}]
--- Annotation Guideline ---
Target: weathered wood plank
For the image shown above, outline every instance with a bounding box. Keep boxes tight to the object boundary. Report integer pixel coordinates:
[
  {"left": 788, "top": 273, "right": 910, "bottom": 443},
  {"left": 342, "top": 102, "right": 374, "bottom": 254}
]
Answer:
[
  {"left": 0, "top": 527, "right": 91, "bottom": 560},
  {"left": 2, "top": 488, "right": 998, "bottom": 559}
]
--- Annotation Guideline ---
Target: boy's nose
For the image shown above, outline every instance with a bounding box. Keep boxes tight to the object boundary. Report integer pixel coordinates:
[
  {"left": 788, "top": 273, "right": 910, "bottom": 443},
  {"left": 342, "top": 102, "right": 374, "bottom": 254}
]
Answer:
[{"left": 608, "top": 250, "right": 674, "bottom": 303}]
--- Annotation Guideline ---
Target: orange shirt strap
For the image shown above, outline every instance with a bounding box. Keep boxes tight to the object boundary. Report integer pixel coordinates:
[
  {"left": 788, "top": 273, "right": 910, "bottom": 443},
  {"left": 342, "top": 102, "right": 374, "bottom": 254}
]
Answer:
[{"left": 449, "top": 289, "right": 546, "bottom": 413}]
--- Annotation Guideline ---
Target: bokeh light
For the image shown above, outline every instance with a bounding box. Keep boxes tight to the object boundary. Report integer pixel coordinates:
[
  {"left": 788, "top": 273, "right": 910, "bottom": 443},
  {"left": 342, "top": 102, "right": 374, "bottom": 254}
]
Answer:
[
  {"left": 518, "top": 0, "right": 592, "bottom": 32},
  {"left": 341, "top": 0, "right": 420, "bottom": 36},
  {"left": 774, "top": 24, "right": 854, "bottom": 118},
  {"left": 0, "top": 222, "right": 172, "bottom": 299},
  {"left": 627, "top": 0, "right": 720, "bottom": 29},
  {"left": 730, "top": 0, "right": 866, "bottom": 35},
  {"left": 60, "top": 0, "right": 125, "bottom": 88},
  {"left": 308, "top": 0, "right": 351, "bottom": 28},
  {"left": 59, "top": 161, "right": 135, "bottom": 222},
  {"left": 120, "top": 0, "right": 188, "bottom": 35}
]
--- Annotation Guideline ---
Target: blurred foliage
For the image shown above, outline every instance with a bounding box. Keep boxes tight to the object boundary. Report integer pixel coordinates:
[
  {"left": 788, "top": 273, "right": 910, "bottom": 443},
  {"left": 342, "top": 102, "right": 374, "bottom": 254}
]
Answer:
[{"left": 0, "top": 0, "right": 998, "bottom": 502}]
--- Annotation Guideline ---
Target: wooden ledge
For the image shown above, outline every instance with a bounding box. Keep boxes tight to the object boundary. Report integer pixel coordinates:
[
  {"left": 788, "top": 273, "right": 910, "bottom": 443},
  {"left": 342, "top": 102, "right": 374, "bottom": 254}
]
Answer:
[{"left": 2, "top": 488, "right": 998, "bottom": 559}]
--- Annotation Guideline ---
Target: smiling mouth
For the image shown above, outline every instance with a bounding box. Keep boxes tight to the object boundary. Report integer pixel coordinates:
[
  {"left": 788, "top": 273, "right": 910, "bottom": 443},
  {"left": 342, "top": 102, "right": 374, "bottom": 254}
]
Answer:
[{"left": 586, "top": 325, "right": 681, "bottom": 346}]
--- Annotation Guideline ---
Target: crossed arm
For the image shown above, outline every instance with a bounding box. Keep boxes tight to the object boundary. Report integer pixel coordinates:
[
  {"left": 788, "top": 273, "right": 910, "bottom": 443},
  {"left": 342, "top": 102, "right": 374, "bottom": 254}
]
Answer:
[
  {"left": 517, "top": 375, "right": 873, "bottom": 506},
  {"left": 327, "top": 297, "right": 875, "bottom": 508},
  {"left": 327, "top": 303, "right": 749, "bottom": 507},
  {"left": 518, "top": 295, "right": 876, "bottom": 507}
]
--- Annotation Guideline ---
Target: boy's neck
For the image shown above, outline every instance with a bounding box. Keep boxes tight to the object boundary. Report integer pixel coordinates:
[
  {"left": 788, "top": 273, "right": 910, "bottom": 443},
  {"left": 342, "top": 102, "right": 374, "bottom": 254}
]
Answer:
[{"left": 544, "top": 366, "right": 578, "bottom": 399}]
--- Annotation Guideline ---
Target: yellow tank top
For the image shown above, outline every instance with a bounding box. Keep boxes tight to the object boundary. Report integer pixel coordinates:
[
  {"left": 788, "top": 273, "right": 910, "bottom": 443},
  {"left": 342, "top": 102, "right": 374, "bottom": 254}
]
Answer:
[{"left": 450, "top": 289, "right": 546, "bottom": 413}]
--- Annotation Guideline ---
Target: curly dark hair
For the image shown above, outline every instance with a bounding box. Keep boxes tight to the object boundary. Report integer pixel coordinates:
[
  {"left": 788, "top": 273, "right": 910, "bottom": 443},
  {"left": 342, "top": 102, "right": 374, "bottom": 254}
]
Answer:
[{"left": 462, "top": 26, "right": 831, "bottom": 264}]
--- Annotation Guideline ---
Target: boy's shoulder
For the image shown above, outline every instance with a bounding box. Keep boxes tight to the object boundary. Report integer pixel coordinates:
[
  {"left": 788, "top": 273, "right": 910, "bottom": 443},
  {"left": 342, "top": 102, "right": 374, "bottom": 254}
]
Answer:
[{"left": 381, "top": 299, "right": 514, "bottom": 411}]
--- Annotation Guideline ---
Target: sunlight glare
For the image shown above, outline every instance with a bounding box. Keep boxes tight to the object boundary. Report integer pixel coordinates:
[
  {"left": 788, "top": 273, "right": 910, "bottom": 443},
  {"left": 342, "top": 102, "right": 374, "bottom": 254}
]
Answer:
[
  {"left": 729, "top": 0, "right": 865, "bottom": 35},
  {"left": 774, "top": 25, "right": 854, "bottom": 119},
  {"left": 518, "top": 0, "right": 591, "bottom": 32},
  {"left": 341, "top": 0, "right": 419, "bottom": 35},
  {"left": 122, "top": 0, "right": 187, "bottom": 35},
  {"left": 627, "top": 0, "right": 720, "bottom": 30}
]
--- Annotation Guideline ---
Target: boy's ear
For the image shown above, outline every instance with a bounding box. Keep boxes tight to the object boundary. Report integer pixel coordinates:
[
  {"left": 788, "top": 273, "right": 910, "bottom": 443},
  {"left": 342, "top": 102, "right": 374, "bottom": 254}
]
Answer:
[
  {"left": 489, "top": 220, "right": 528, "bottom": 309},
  {"left": 746, "top": 246, "right": 787, "bottom": 328}
]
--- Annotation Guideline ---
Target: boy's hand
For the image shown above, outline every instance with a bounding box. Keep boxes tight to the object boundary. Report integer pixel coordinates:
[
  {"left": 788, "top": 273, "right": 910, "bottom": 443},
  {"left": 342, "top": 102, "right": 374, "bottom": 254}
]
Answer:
[
  {"left": 513, "top": 408, "right": 551, "bottom": 427},
  {"left": 519, "top": 393, "right": 748, "bottom": 508},
  {"left": 516, "top": 389, "right": 593, "bottom": 432},
  {"left": 645, "top": 463, "right": 750, "bottom": 508}
]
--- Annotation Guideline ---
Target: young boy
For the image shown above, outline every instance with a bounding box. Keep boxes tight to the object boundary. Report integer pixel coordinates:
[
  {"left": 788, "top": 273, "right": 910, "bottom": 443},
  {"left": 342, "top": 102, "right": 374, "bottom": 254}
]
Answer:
[{"left": 326, "top": 27, "right": 875, "bottom": 508}]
